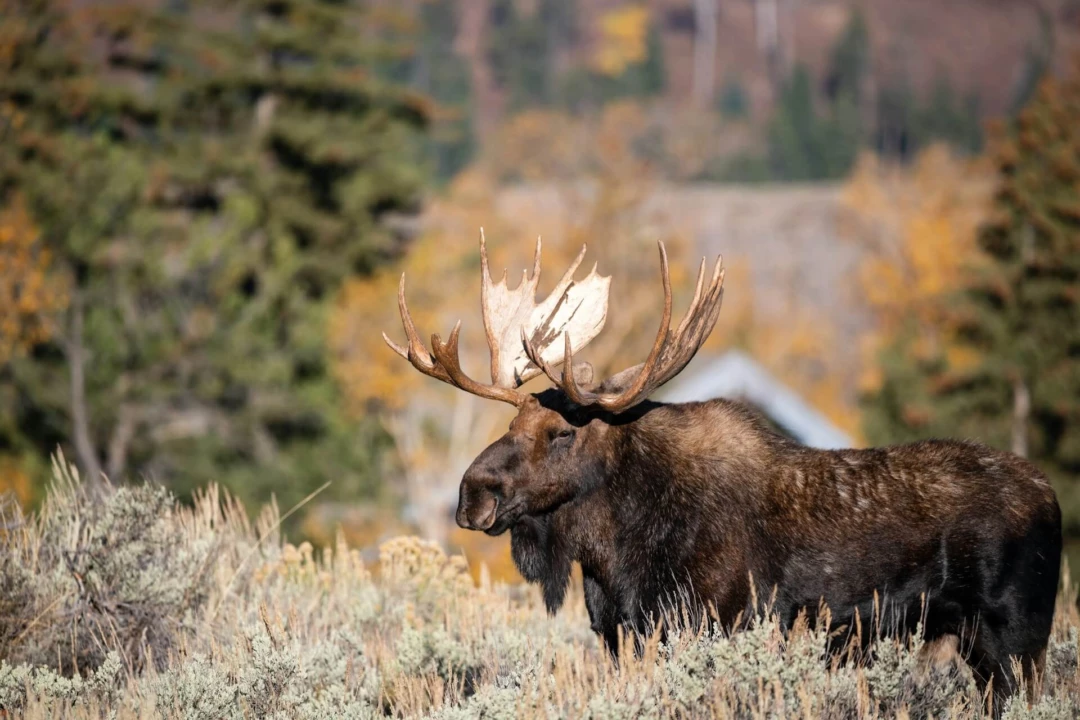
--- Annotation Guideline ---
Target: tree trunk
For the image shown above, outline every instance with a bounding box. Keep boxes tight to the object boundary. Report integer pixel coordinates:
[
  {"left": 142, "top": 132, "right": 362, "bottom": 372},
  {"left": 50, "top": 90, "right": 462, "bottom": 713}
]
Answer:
[
  {"left": 692, "top": 0, "right": 719, "bottom": 108},
  {"left": 455, "top": 0, "right": 497, "bottom": 142},
  {"left": 755, "top": 0, "right": 784, "bottom": 89},
  {"left": 1011, "top": 376, "right": 1030, "bottom": 458},
  {"left": 67, "top": 292, "right": 103, "bottom": 488},
  {"left": 1013, "top": 223, "right": 1034, "bottom": 459},
  {"left": 755, "top": 0, "right": 778, "bottom": 56},
  {"left": 106, "top": 404, "right": 137, "bottom": 480}
]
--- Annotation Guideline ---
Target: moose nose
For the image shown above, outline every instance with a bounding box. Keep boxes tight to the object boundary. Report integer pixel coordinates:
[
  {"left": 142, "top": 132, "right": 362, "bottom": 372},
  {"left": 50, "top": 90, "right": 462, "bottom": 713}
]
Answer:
[
  {"left": 456, "top": 472, "right": 510, "bottom": 531},
  {"left": 456, "top": 494, "right": 498, "bottom": 531}
]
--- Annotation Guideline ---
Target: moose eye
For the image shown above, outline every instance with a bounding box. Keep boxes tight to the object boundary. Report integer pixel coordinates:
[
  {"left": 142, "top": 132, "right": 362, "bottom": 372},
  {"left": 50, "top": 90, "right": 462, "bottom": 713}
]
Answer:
[{"left": 551, "top": 428, "right": 575, "bottom": 444}]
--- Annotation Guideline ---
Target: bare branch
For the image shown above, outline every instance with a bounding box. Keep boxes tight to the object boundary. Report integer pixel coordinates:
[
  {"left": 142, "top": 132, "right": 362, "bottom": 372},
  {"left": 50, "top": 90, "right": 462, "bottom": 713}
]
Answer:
[{"left": 66, "top": 291, "right": 103, "bottom": 488}]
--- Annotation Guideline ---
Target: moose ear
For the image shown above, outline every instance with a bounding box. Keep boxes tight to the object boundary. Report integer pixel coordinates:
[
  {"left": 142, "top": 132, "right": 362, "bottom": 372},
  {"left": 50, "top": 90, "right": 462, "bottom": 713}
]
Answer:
[
  {"left": 571, "top": 362, "right": 594, "bottom": 387},
  {"left": 595, "top": 363, "right": 644, "bottom": 395}
]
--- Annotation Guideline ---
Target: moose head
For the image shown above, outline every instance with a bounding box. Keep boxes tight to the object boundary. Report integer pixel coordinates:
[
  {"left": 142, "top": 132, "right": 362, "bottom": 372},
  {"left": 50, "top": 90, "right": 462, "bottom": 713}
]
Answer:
[{"left": 383, "top": 233, "right": 724, "bottom": 537}]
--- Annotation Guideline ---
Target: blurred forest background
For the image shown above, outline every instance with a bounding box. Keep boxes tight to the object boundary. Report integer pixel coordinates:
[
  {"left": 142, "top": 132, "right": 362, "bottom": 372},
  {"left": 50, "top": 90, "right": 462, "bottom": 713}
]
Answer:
[{"left": 1, "top": 0, "right": 1078, "bottom": 578}]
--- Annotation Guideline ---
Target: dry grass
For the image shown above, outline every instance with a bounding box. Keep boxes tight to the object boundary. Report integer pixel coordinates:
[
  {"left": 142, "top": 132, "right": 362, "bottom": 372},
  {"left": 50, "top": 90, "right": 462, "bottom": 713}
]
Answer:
[{"left": 1, "top": 456, "right": 1079, "bottom": 719}]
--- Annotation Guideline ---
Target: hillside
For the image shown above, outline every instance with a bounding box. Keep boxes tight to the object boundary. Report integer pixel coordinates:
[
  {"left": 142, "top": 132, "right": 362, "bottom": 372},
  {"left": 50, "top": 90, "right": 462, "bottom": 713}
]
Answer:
[
  {"left": 459, "top": 0, "right": 1077, "bottom": 136},
  {"left": 652, "top": 0, "right": 1073, "bottom": 116}
]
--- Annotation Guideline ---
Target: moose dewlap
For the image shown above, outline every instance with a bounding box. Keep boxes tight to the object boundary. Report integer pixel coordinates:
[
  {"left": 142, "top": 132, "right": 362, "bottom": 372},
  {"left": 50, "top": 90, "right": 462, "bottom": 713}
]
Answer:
[{"left": 384, "top": 234, "right": 1062, "bottom": 708}]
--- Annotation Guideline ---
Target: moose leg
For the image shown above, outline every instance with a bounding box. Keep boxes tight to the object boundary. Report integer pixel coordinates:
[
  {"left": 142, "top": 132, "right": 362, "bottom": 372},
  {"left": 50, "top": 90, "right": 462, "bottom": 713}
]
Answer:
[
  {"left": 966, "top": 509, "right": 1059, "bottom": 715},
  {"left": 970, "top": 637, "right": 1049, "bottom": 715},
  {"left": 583, "top": 575, "right": 621, "bottom": 657},
  {"left": 970, "top": 651, "right": 1010, "bottom": 717},
  {"left": 966, "top": 624, "right": 1026, "bottom": 718}
]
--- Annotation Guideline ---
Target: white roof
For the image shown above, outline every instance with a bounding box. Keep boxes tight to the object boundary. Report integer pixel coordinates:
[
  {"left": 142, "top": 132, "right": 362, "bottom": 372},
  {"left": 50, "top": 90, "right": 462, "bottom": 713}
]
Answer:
[{"left": 655, "top": 350, "right": 854, "bottom": 449}]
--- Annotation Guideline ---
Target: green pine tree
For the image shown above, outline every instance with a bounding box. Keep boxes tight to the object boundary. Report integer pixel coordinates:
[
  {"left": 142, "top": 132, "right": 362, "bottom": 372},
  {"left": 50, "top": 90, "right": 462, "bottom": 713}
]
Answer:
[
  {"left": 489, "top": 0, "right": 553, "bottom": 111},
  {"left": 421, "top": 0, "right": 475, "bottom": 182},
  {"left": 1009, "top": 9, "right": 1054, "bottom": 115},
  {"left": 824, "top": 8, "right": 869, "bottom": 105},
  {"left": 764, "top": 10, "right": 869, "bottom": 182},
  {"left": 0, "top": 0, "right": 174, "bottom": 492},
  {"left": 874, "top": 71, "right": 918, "bottom": 160},
  {"left": 717, "top": 74, "right": 750, "bottom": 119},
  {"left": 632, "top": 20, "right": 667, "bottom": 97},
  {"left": 0, "top": 0, "right": 429, "bottom": 515},
  {"left": 862, "top": 66, "right": 1080, "bottom": 533},
  {"left": 913, "top": 73, "right": 983, "bottom": 154},
  {"left": 767, "top": 64, "right": 860, "bottom": 181},
  {"left": 380, "top": 0, "right": 474, "bottom": 183}
]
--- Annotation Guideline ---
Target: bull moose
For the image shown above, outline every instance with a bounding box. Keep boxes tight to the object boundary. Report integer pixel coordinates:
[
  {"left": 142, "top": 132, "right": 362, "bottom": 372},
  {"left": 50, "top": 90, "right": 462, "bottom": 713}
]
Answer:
[{"left": 383, "top": 235, "right": 1061, "bottom": 705}]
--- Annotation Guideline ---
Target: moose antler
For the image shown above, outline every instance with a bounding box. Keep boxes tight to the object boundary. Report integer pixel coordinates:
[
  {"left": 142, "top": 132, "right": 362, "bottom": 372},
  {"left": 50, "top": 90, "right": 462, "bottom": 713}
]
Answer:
[
  {"left": 522, "top": 241, "right": 725, "bottom": 414},
  {"left": 481, "top": 231, "right": 610, "bottom": 387},
  {"left": 383, "top": 231, "right": 611, "bottom": 407}
]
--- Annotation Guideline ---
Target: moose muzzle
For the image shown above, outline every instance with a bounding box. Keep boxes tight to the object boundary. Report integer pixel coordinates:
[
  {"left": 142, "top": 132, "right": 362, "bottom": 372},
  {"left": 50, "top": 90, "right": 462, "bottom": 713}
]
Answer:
[
  {"left": 456, "top": 435, "right": 520, "bottom": 532},
  {"left": 455, "top": 485, "right": 499, "bottom": 531}
]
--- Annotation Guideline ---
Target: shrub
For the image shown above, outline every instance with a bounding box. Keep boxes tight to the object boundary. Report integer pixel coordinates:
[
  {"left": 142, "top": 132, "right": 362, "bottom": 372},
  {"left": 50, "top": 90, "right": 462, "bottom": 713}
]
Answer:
[{"left": 0, "top": 457, "right": 217, "bottom": 673}]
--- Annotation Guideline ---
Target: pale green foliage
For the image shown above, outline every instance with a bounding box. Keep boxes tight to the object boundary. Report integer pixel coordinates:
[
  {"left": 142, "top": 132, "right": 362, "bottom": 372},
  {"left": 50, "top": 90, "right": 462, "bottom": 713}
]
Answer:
[
  {"left": 428, "top": 685, "right": 520, "bottom": 720},
  {"left": 150, "top": 654, "right": 241, "bottom": 720},
  {"left": 0, "top": 652, "right": 121, "bottom": 712},
  {"left": 863, "top": 633, "right": 977, "bottom": 718},
  {"left": 0, "top": 457, "right": 217, "bottom": 672},
  {"left": 1, "top": 456, "right": 1079, "bottom": 718},
  {"left": 149, "top": 626, "right": 380, "bottom": 720}
]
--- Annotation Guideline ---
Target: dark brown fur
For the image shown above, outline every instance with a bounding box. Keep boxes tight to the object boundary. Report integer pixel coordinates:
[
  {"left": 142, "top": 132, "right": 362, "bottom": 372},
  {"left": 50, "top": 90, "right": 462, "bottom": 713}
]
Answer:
[{"left": 456, "top": 391, "right": 1062, "bottom": 706}]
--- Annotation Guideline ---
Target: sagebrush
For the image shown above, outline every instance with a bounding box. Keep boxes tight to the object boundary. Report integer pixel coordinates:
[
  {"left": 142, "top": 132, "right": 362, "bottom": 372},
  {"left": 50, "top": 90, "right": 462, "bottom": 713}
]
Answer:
[{"left": 1, "top": 457, "right": 1078, "bottom": 719}]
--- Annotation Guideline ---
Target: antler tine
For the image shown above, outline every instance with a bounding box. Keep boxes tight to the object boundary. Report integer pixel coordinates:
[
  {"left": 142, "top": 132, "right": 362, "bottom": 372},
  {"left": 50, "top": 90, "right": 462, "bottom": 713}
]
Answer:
[
  {"left": 558, "top": 332, "right": 599, "bottom": 406},
  {"left": 545, "top": 242, "right": 725, "bottom": 414},
  {"left": 546, "top": 243, "right": 589, "bottom": 303},
  {"left": 430, "top": 322, "right": 525, "bottom": 405},
  {"left": 667, "top": 255, "right": 725, "bottom": 364},
  {"left": 382, "top": 332, "right": 409, "bottom": 360},
  {"left": 515, "top": 236, "right": 544, "bottom": 291},
  {"left": 676, "top": 258, "right": 708, "bottom": 338},
  {"left": 675, "top": 256, "right": 724, "bottom": 347},
  {"left": 532, "top": 236, "right": 542, "bottom": 282},
  {"left": 593, "top": 241, "right": 675, "bottom": 411},
  {"left": 383, "top": 269, "right": 526, "bottom": 407},
  {"left": 480, "top": 228, "right": 491, "bottom": 284},
  {"left": 521, "top": 328, "right": 561, "bottom": 385},
  {"left": 700, "top": 260, "right": 726, "bottom": 335},
  {"left": 380, "top": 273, "right": 452, "bottom": 381},
  {"left": 396, "top": 274, "right": 430, "bottom": 363}
]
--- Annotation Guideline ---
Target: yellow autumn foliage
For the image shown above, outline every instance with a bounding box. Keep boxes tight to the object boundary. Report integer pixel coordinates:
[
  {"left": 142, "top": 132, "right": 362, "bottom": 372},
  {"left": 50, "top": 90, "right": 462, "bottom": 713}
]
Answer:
[
  {"left": 592, "top": 4, "right": 650, "bottom": 76},
  {"left": 0, "top": 455, "right": 33, "bottom": 508},
  {"left": 0, "top": 195, "right": 69, "bottom": 364},
  {"left": 485, "top": 100, "right": 761, "bottom": 184},
  {"left": 842, "top": 145, "right": 995, "bottom": 394},
  {"left": 487, "top": 110, "right": 582, "bottom": 182}
]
